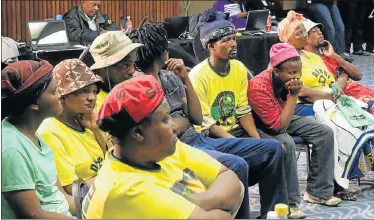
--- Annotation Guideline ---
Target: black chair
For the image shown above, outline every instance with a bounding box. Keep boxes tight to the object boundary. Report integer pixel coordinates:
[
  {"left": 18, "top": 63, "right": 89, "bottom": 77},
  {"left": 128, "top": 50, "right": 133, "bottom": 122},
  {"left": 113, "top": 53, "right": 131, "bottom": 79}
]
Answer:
[
  {"left": 163, "top": 16, "right": 190, "bottom": 39},
  {"left": 293, "top": 136, "right": 311, "bottom": 173},
  {"left": 72, "top": 179, "right": 89, "bottom": 219}
]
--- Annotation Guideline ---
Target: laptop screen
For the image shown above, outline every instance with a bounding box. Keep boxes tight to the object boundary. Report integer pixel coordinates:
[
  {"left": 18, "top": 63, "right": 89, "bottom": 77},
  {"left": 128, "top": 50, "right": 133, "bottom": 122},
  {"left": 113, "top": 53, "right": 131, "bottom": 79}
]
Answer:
[
  {"left": 245, "top": 9, "right": 269, "bottom": 31},
  {"left": 28, "top": 21, "right": 68, "bottom": 46}
]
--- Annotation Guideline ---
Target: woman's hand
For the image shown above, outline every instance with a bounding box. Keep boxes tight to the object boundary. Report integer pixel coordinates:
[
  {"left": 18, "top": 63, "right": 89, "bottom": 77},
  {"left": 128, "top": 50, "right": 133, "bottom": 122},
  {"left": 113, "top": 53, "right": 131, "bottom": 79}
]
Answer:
[{"left": 78, "top": 109, "right": 98, "bottom": 130}]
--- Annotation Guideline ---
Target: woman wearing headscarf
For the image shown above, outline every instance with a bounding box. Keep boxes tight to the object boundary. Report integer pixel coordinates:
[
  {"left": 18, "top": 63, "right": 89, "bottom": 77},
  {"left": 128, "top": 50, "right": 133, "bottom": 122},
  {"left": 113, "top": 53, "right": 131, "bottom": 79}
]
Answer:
[
  {"left": 278, "top": 10, "right": 344, "bottom": 116},
  {"left": 277, "top": 11, "right": 374, "bottom": 201},
  {"left": 1, "top": 60, "right": 72, "bottom": 218},
  {"left": 38, "top": 59, "right": 106, "bottom": 197}
]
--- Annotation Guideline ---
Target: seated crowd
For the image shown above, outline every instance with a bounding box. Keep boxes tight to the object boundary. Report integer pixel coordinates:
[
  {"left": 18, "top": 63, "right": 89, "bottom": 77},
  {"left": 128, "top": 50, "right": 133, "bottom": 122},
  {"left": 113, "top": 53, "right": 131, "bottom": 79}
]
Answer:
[{"left": 2, "top": 2, "right": 374, "bottom": 220}]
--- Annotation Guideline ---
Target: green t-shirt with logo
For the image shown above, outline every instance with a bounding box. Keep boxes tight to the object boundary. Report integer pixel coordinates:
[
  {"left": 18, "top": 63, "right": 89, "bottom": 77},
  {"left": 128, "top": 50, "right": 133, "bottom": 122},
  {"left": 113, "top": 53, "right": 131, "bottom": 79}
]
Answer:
[{"left": 1, "top": 119, "right": 71, "bottom": 218}]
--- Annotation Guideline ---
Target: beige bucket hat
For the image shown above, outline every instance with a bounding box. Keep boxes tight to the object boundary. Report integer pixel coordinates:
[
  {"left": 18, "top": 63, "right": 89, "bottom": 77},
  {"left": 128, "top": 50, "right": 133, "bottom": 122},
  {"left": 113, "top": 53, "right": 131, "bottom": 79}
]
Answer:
[{"left": 89, "top": 31, "right": 143, "bottom": 70}]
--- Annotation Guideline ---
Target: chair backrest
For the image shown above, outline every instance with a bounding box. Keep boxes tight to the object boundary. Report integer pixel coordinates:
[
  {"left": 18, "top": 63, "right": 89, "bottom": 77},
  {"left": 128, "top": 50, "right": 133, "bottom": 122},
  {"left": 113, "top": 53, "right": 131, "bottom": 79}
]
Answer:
[
  {"left": 187, "top": 13, "right": 201, "bottom": 35},
  {"left": 163, "top": 16, "right": 190, "bottom": 39},
  {"left": 192, "top": 30, "right": 210, "bottom": 63},
  {"left": 72, "top": 179, "right": 89, "bottom": 219}
]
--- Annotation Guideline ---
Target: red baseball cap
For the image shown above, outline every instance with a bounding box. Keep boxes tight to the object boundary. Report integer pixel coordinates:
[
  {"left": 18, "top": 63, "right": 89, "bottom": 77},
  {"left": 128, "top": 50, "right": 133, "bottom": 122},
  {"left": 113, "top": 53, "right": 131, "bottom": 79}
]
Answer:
[{"left": 97, "top": 75, "right": 164, "bottom": 136}]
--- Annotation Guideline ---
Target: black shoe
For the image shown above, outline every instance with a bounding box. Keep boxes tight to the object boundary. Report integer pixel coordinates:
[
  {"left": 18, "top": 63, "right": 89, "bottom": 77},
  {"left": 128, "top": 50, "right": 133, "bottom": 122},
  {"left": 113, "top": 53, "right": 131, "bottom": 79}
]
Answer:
[
  {"left": 366, "top": 47, "right": 374, "bottom": 54},
  {"left": 353, "top": 49, "right": 371, "bottom": 56}
]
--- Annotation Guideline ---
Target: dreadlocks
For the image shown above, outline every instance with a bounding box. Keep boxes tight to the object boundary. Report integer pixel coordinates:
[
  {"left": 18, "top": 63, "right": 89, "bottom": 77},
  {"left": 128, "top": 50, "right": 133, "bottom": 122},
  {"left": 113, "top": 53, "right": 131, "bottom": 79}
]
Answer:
[{"left": 128, "top": 22, "right": 168, "bottom": 71}]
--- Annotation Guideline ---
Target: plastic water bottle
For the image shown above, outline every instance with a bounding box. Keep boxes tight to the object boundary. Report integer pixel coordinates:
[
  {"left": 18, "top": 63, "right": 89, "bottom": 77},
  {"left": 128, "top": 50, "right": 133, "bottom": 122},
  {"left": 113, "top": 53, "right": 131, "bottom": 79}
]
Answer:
[
  {"left": 56, "top": 14, "right": 63, "bottom": 21},
  {"left": 266, "top": 211, "right": 278, "bottom": 219},
  {"left": 125, "top": 16, "right": 133, "bottom": 31},
  {"left": 265, "top": 11, "right": 272, "bottom": 32},
  {"left": 274, "top": 204, "right": 289, "bottom": 219}
]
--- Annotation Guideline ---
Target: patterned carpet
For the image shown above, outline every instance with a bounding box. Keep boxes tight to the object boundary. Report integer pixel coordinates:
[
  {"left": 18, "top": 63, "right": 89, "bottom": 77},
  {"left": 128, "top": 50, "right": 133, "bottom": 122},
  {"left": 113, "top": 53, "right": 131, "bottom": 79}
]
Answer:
[{"left": 248, "top": 54, "right": 374, "bottom": 219}]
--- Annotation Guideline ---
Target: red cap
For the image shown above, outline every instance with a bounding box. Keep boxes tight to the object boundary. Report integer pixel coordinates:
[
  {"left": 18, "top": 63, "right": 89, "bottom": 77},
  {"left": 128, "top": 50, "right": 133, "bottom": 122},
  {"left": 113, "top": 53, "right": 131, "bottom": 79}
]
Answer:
[{"left": 97, "top": 75, "right": 164, "bottom": 135}]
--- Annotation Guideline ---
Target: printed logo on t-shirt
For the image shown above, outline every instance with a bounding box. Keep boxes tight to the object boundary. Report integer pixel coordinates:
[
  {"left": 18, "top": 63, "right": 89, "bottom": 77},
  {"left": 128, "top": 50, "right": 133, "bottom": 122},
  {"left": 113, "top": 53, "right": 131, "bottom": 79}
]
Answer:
[
  {"left": 90, "top": 157, "right": 104, "bottom": 172},
  {"left": 211, "top": 91, "right": 236, "bottom": 126},
  {"left": 170, "top": 168, "right": 199, "bottom": 196},
  {"left": 311, "top": 68, "right": 331, "bottom": 87}
]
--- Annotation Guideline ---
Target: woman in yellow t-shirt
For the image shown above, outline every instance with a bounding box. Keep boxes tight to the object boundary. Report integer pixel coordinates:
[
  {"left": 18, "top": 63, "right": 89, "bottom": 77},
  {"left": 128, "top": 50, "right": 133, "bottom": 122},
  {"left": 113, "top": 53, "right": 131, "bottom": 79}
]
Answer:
[
  {"left": 38, "top": 59, "right": 107, "bottom": 196},
  {"left": 278, "top": 10, "right": 342, "bottom": 116}
]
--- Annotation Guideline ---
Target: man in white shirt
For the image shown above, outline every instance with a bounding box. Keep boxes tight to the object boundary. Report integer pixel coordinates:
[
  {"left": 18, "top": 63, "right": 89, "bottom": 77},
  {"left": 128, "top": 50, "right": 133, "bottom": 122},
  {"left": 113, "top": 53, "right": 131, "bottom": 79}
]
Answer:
[{"left": 63, "top": 1, "right": 119, "bottom": 43}]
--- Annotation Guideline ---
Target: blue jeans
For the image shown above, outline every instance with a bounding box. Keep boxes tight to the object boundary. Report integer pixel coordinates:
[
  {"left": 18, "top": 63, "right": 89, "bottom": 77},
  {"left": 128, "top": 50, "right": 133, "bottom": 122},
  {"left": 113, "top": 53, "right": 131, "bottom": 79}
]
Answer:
[
  {"left": 294, "top": 104, "right": 314, "bottom": 116},
  {"left": 307, "top": 3, "right": 345, "bottom": 54},
  {"left": 183, "top": 133, "right": 288, "bottom": 218}
]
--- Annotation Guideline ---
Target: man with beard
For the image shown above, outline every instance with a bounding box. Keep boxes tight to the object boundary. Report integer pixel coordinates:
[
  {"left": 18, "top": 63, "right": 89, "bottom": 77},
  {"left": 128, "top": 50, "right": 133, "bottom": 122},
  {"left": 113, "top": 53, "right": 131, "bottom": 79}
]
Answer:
[
  {"left": 128, "top": 21, "right": 289, "bottom": 218},
  {"left": 189, "top": 9, "right": 293, "bottom": 218},
  {"left": 302, "top": 19, "right": 374, "bottom": 115},
  {"left": 190, "top": 9, "right": 262, "bottom": 139}
]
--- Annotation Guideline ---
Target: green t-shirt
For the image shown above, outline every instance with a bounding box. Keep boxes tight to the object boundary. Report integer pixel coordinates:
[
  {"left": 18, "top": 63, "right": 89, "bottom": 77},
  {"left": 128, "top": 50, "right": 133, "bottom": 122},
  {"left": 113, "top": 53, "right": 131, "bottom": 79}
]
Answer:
[{"left": 1, "top": 119, "right": 71, "bottom": 218}]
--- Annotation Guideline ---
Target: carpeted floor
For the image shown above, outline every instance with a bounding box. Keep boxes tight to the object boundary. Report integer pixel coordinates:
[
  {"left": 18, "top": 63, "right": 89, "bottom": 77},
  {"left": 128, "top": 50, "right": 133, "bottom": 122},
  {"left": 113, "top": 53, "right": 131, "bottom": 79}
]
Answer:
[{"left": 248, "top": 54, "right": 374, "bottom": 219}]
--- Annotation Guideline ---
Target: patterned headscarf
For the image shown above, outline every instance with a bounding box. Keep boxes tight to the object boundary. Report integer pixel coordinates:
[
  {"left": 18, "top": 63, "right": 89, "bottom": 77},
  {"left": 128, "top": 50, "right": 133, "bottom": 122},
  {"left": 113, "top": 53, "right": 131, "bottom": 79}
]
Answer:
[
  {"left": 53, "top": 59, "right": 103, "bottom": 96},
  {"left": 1, "top": 60, "right": 53, "bottom": 117},
  {"left": 198, "top": 9, "right": 237, "bottom": 48},
  {"left": 277, "top": 10, "right": 304, "bottom": 43}
]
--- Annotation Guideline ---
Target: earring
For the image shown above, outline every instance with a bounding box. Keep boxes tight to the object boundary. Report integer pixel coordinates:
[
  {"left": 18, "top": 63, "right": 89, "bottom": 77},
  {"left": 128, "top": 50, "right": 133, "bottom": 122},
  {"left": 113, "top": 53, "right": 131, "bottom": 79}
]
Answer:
[{"left": 30, "top": 104, "right": 39, "bottom": 110}]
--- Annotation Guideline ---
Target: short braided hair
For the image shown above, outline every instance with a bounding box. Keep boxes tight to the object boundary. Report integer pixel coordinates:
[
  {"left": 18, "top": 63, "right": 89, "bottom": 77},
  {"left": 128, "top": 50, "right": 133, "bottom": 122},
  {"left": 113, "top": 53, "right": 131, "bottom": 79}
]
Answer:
[{"left": 128, "top": 22, "right": 168, "bottom": 71}]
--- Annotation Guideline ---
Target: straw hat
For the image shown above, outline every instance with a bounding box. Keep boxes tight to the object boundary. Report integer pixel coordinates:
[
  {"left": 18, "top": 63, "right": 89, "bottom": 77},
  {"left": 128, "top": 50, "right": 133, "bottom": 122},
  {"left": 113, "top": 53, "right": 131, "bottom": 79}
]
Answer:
[{"left": 89, "top": 31, "right": 143, "bottom": 70}]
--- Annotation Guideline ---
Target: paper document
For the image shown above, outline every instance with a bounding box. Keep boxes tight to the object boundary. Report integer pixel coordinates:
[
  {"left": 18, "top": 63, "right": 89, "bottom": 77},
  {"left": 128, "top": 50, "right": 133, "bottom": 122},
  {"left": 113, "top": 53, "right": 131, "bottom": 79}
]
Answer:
[{"left": 224, "top": 3, "right": 242, "bottom": 17}]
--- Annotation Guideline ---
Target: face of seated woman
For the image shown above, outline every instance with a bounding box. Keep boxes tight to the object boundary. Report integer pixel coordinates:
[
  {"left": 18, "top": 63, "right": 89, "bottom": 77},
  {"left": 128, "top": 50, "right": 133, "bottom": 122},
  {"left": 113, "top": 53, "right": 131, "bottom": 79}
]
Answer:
[{"left": 288, "top": 23, "right": 307, "bottom": 50}]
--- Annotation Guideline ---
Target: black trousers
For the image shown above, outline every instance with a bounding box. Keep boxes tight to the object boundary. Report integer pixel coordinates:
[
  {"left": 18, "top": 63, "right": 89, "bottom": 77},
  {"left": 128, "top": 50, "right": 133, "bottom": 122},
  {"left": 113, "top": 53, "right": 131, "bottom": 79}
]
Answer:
[
  {"left": 338, "top": 0, "right": 367, "bottom": 52},
  {"left": 364, "top": 1, "right": 374, "bottom": 49}
]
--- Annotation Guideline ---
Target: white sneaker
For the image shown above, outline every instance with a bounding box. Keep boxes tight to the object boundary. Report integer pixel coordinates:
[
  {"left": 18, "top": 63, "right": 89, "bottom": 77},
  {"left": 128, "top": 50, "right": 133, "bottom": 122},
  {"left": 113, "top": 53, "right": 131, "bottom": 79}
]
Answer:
[
  {"left": 289, "top": 204, "right": 306, "bottom": 219},
  {"left": 303, "top": 191, "right": 341, "bottom": 206}
]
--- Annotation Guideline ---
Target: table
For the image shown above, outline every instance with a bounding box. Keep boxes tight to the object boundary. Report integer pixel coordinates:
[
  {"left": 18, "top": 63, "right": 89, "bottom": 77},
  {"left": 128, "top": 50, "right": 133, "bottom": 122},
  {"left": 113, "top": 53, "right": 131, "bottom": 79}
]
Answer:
[
  {"left": 19, "top": 47, "right": 86, "bottom": 66},
  {"left": 237, "top": 33, "right": 280, "bottom": 75},
  {"left": 168, "top": 32, "right": 280, "bottom": 75}
]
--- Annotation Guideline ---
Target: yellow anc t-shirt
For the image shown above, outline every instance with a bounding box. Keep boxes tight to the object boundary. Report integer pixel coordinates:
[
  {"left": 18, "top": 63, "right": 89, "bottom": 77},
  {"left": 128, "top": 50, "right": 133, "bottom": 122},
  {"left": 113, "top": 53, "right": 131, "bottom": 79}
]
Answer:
[
  {"left": 96, "top": 90, "right": 108, "bottom": 111},
  {"left": 38, "top": 118, "right": 105, "bottom": 186},
  {"left": 82, "top": 140, "right": 221, "bottom": 219},
  {"left": 300, "top": 50, "right": 335, "bottom": 90},
  {"left": 189, "top": 59, "right": 251, "bottom": 132}
]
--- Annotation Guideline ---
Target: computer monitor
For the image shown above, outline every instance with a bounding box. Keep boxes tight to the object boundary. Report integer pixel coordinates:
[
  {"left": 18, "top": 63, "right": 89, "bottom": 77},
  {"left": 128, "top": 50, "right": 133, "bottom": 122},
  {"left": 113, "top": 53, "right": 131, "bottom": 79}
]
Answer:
[{"left": 27, "top": 20, "right": 69, "bottom": 47}]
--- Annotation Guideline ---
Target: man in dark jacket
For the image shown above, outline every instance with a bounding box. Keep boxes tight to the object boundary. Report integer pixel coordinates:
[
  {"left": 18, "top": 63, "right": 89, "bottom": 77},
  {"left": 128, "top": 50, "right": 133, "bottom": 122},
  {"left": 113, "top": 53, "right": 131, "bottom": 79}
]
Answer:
[{"left": 63, "top": 1, "right": 119, "bottom": 43}]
